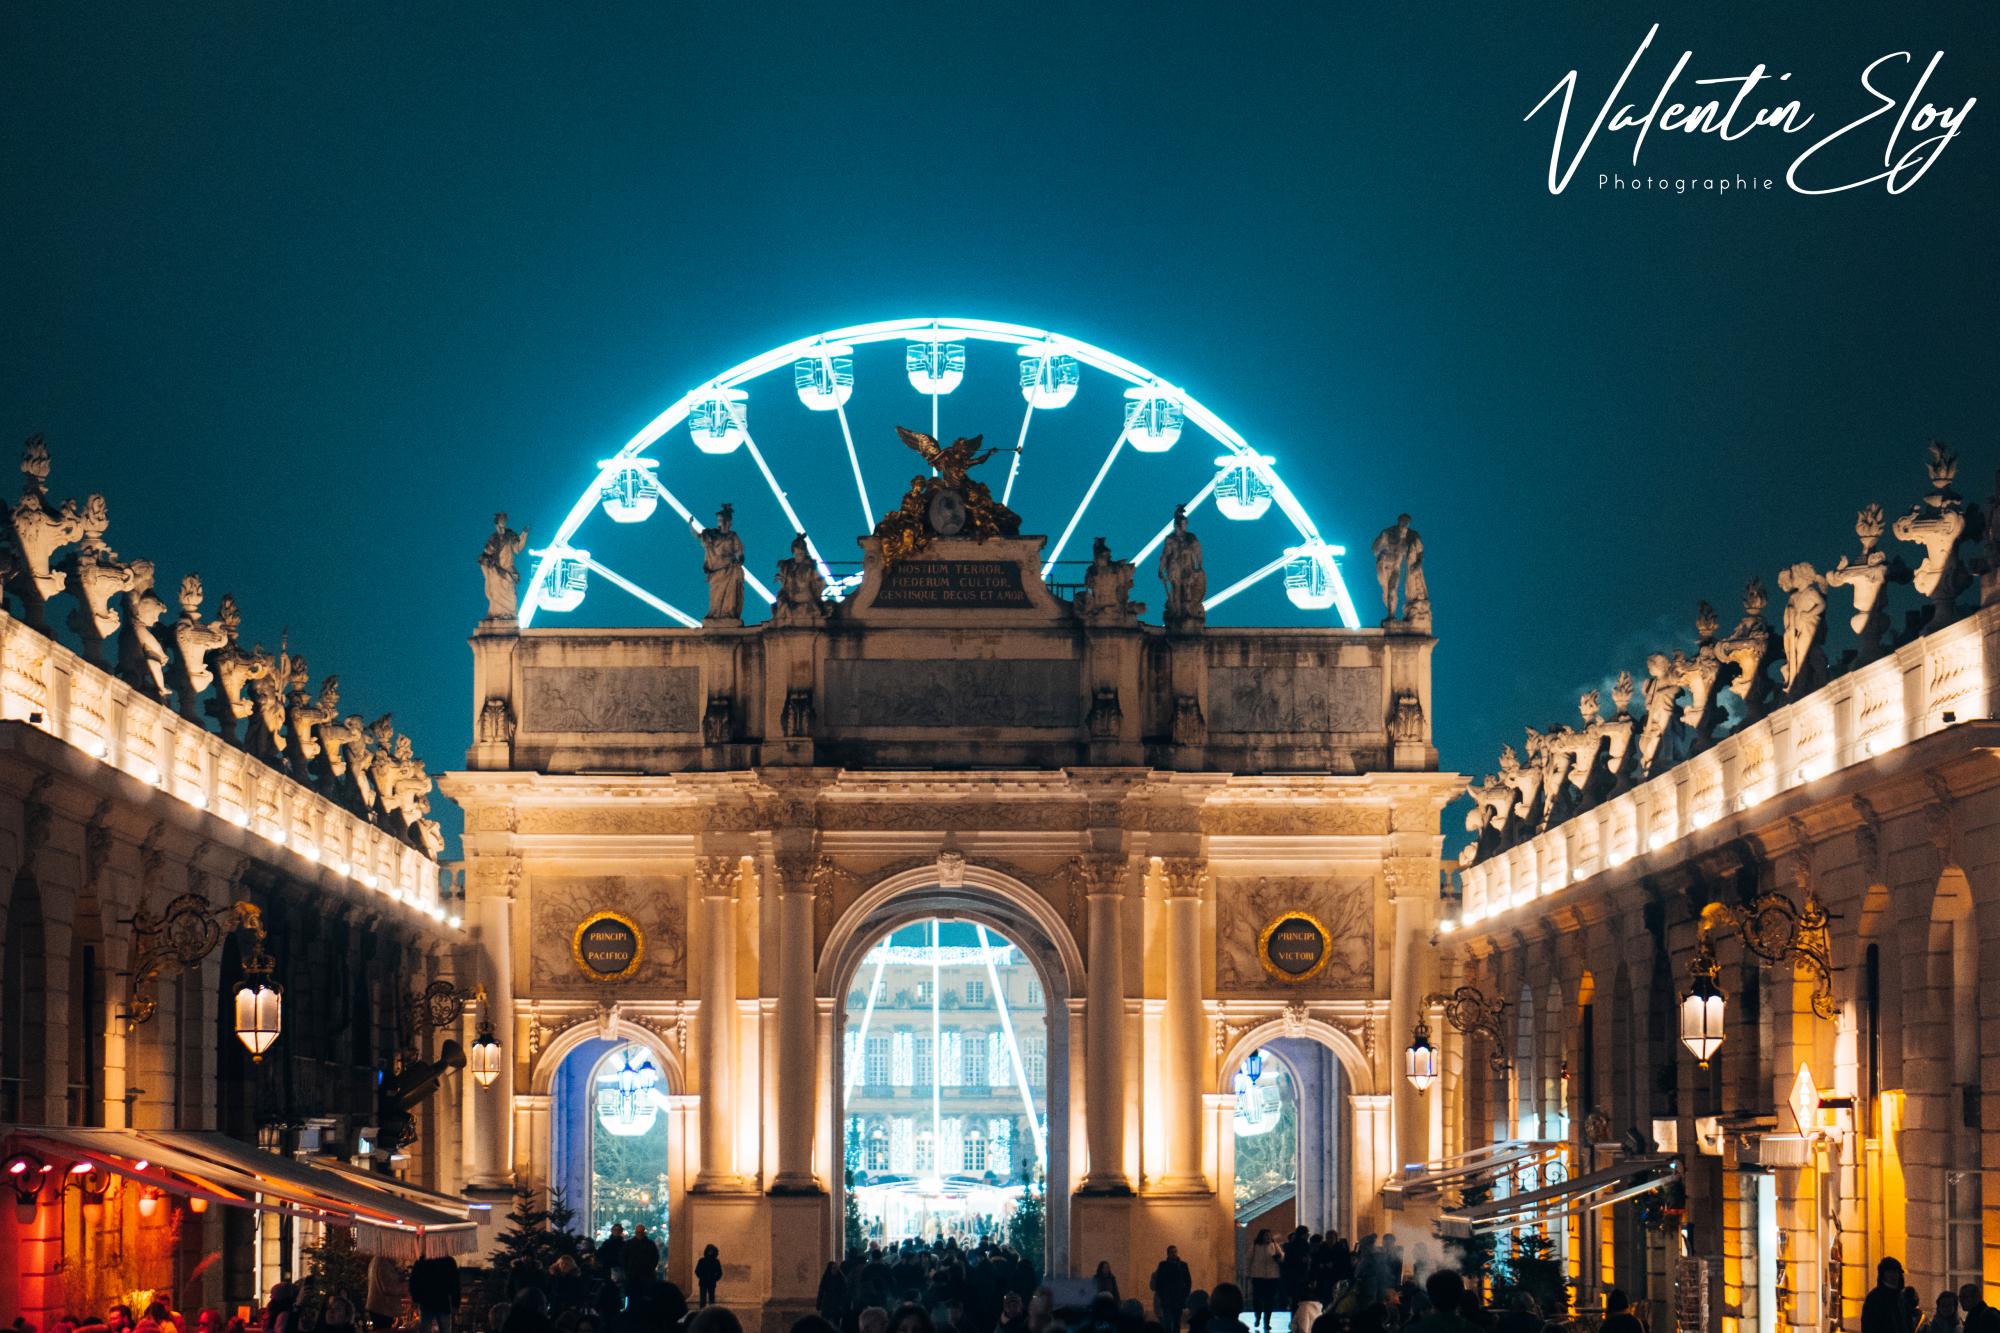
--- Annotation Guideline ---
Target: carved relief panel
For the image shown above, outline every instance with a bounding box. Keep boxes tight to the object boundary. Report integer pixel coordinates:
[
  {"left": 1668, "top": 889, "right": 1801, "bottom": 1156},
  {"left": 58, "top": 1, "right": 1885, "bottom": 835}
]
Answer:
[
  {"left": 1215, "top": 875, "right": 1375, "bottom": 993},
  {"left": 527, "top": 873, "right": 688, "bottom": 996}
]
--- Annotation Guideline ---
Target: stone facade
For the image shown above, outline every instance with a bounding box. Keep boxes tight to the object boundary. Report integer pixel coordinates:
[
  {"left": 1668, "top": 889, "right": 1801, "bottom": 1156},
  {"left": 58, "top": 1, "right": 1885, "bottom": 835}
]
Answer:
[{"left": 444, "top": 528, "right": 1460, "bottom": 1322}]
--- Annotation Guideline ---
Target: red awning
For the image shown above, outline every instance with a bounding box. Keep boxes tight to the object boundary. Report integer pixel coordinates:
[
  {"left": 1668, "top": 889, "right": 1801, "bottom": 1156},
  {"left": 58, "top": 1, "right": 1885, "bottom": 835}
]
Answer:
[{"left": 2, "top": 1125, "right": 477, "bottom": 1257}]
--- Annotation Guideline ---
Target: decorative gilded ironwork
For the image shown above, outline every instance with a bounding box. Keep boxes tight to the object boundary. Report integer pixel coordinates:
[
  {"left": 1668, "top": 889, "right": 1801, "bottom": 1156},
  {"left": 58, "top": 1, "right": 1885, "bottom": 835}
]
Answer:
[
  {"left": 1698, "top": 887, "right": 1838, "bottom": 1019},
  {"left": 1423, "top": 984, "right": 1512, "bottom": 1072},
  {"left": 126, "top": 894, "right": 268, "bottom": 1027},
  {"left": 403, "top": 978, "right": 482, "bottom": 1038}
]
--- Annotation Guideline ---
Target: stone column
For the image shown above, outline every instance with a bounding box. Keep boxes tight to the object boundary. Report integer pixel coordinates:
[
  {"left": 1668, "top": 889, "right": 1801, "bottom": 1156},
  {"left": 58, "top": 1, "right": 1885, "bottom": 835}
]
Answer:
[
  {"left": 1080, "top": 857, "right": 1131, "bottom": 1193},
  {"left": 468, "top": 891, "right": 515, "bottom": 1189},
  {"left": 772, "top": 853, "right": 821, "bottom": 1192},
  {"left": 695, "top": 854, "right": 745, "bottom": 1190},
  {"left": 1348, "top": 1093, "right": 1394, "bottom": 1235},
  {"left": 1159, "top": 857, "right": 1208, "bottom": 1191}
]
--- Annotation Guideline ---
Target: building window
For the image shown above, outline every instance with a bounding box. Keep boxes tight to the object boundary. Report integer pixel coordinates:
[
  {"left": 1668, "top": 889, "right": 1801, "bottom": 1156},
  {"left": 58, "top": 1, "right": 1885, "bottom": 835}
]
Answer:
[
  {"left": 991, "top": 1030, "right": 1012, "bottom": 1087},
  {"left": 941, "top": 1030, "right": 963, "bottom": 1086},
  {"left": 892, "top": 1030, "right": 914, "bottom": 1086},
  {"left": 866, "top": 1035, "right": 890, "bottom": 1087},
  {"left": 989, "top": 1118, "right": 1013, "bottom": 1176},
  {"left": 1024, "top": 1034, "right": 1046, "bottom": 1087},
  {"left": 891, "top": 1116, "right": 914, "bottom": 1171},
  {"left": 867, "top": 1126, "right": 889, "bottom": 1171},
  {"left": 915, "top": 1129, "right": 935, "bottom": 1171},
  {"left": 965, "top": 979, "right": 987, "bottom": 1006},
  {"left": 942, "top": 1116, "right": 963, "bottom": 1172},
  {"left": 963, "top": 1032, "right": 988, "bottom": 1087},
  {"left": 1026, "top": 977, "right": 1042, "bottom": 1007},
  {"left": 915, "top": 1034, "right": 933, "bottom": 1085},
  {"left": 965, "top": 1128, "right": 986, "bottom": 1172}
]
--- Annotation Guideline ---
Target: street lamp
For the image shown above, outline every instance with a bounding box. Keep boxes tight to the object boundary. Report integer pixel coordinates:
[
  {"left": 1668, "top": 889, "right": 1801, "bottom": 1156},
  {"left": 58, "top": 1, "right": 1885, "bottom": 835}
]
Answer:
[
  {"left": 1245, "top": 1049, "right": 1265, "bottom": 1084},
  {"left": 232, "top": 941, "right": 283, "bottom": 1060},
  {"left": 1404, "top": 1016, "right": 1438, "bottom": 1093},
  {"left": 1679, "top": 938, "right": 1727, "bottom": 1068},
  {"left": 469, "top": 1010, "right": 503, "bottom": 1089}
]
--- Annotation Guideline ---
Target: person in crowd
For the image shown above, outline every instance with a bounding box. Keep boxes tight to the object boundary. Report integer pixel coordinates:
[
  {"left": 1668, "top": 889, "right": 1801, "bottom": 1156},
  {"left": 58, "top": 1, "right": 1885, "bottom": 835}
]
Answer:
[
  {"left": 1926, "top": 1293, "right": 1963, "bottom": 1333},
  {"left": 859, "top": 1307, "right": 891, "bottom": 1333},
  {"left": 628, "top": 1225, "right": 663, "bottom": 1289},
  {"left": 888, "top": 1304, "right": 936, "bottom": 1333},
  {"left": 410, "top": 1252, "right": 462, "bottom": 1333},
  {"left": 1151, "top": 1246, "right": 1193, "bottom": 1332},
  {"left": 793, "top": 1317, "right": 842, "bottom": 1333},
  {"left": 1599, "top": 1290, "right": 1643, "bottom": 1333},
  {"left": 1091, "top": 1262, "right": 1119, "bottom": 1301},
  {"left": 366, "top": 1253, "right": 407, "bottom": 1331},
  {"left": 1856, "top": 1264, "right": 1904, "bottom": 1333},
  {"left": 995, "top": 1294, "right": 1028, "bottom": 1333},
  {"left": 321, "top": 1298, "right": 357, "bottom": 1333},
  {"left": 1399, "top": 1271, "right": 1465, "bottom": 1333},
  {"left": 1207, "top": 1284, "right": 1249, "bottom": 1333},
  {"left": 597, "top": 1222, "right": 628, "bottom": 1274},
  {"left": 1247, "top": 1231, "right": 1282, "bottom": 1333},
  {"left": 819, "top": 1261, "right": 851, "bottom": 1324},
  {"left": 697, "top": 1243, "right": 726, "bottom": 1307},
  {"left": 1292, "top": 1300, "right": 1323, "bottom": 1333},
  {"left": 688, "top": 1310, "right": 743, "bottom": 1333}
]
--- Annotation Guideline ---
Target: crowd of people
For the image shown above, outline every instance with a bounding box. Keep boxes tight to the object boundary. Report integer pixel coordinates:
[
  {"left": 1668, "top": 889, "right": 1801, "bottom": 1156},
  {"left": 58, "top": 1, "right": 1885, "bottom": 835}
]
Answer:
[{"left": 7, "top": 1242, "right": 1991, "bottom": 1333}]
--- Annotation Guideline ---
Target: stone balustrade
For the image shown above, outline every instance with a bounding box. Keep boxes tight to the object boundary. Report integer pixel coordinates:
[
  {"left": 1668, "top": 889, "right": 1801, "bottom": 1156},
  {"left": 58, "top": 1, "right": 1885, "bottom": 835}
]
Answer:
[
  {"left": 1456, "top": 598, "right": 1995, "bottom": 927},
  {"left": 1, "top": 607, "right": 452, "bottom": 923}
]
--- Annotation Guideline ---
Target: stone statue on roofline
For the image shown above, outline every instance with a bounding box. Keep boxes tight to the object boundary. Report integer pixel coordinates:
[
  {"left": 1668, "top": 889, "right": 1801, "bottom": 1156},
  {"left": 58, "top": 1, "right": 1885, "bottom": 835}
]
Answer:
[
  {"left": 699, "top": 504, "right": 746, "bottom": 627},
  {"left": 1776, "top": 561, "right": 1829, "bottom": 697},
  {"left": 1891, "top": 440, "right": 1973, "bottom": 626},
  {"left": 1826, "top": 505, "right": 1904, "bottom": 665},
  {"left": 1680, "top": 601, "right": 1727, "bottom": 746},
  {"left": 1158, "top": 505, "right": 1206, "bottom": 631},
  {"left": 115, "top": 564, "right": 170, "bottom": 699},
  {"left": 479, "top": 512, "right": 530, "bottom": 623},
  {"left": 1716, "top": 578, "right": 1776, "bottom": 718},
  {"left": 59, "top": 495, "right": 146, "bottom": 668},
  {"left": 202, "top": 596, "right": 273, "bottom": 745},
  {"left": 7, "top": 437, "right": 97, "bottom": 634},
  {"left": 169, "top": 575, "right": 231, "bottom": 722},
  {"left": 287, "top": 674, "right": 341, "bottom": 784},
  {"left": 245, "top": 639, "right": 306, "bottom": 765},
  {"left": 1371, "top": 513, "right": 1430, "bottom": 632},
  {"left": 1636, "top": 652, "right": 1687, "bottom": 777},
  {"left": 1077, "top": 536, "right": 1143, "bottom": 624},
  {"left": 771, "top": 533, "right": 828, "bottom": 628}
]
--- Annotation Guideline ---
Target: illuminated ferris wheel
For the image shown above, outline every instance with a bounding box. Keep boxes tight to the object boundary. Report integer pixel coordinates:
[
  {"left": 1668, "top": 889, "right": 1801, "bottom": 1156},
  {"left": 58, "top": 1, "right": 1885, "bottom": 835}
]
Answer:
[{"left": 519, "top": 317, "right": 1361, "bottom": 629}]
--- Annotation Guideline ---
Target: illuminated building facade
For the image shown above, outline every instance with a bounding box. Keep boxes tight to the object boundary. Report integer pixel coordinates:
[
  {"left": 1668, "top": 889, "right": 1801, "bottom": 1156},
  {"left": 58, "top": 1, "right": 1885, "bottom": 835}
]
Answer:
[{"left": 1418, "top": 448, "right": 2000, "bottom": 1331}]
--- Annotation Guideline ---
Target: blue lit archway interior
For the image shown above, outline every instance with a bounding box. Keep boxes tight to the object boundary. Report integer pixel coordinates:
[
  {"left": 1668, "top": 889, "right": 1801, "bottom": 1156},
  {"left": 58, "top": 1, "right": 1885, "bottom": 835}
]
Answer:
[
  {"left": 521, "top": 317, "right": 1361, "bottom": 632},
  {"left": 551, "top": 1036, "right": 673, "bottom": 1242},
  {"left": 1228, "top": 1037, "right": 1348, "bottom": 1282}
]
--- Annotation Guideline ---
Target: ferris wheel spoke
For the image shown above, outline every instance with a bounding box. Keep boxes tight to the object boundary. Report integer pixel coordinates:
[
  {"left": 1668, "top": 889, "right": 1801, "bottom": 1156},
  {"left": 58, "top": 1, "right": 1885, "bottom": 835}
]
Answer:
[
  {"left": 1204, "top": 550, "right": 1293, "bottom": 612},
  {"left": 635, "top": 472, "right": 776, "bottom": 606},
  {"left": 741, "top": 427, "right": 838, "bottom": 586},
  {"left": 1042, "top": 427, "right": 1129, "bottom": 576},
  {"left": 1131, "top": 479, "right": 1217, "bottom": 567},
  {"left": 579, "top": 555, "right": 701, "bottom": 628},
  {"left": 833, "top": 400, "right": 874, "bottom": 529},
  {"left": 1000, "top": 399, "right": 1034, "bottom": 510}
]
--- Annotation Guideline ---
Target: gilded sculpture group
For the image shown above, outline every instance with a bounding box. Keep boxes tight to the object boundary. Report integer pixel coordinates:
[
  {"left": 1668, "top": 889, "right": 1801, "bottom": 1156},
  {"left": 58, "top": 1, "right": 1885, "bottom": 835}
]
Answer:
[
  {"left": 1464, "top": 440, "right": 1993, "bottom": 864},
  {"left": 4, "top": 436, "right": 444, "bottom": 858}
]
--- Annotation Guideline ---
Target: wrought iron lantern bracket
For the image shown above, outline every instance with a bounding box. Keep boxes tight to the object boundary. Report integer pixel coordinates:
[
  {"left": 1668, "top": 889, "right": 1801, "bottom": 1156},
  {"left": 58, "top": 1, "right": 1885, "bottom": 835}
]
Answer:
[
  {"left": 1422, "top": 984, "right": 1512, "bottom": 1072},
  {"left": 125, "top": 895, "right": 268, "bottom": 1028}
]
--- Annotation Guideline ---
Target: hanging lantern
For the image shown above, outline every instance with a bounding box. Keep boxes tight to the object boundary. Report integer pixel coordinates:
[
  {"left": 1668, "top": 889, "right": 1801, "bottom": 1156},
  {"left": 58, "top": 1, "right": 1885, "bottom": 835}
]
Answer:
[
  {"left": 188, "top": 1195, "right": 209, "bottom": 1214},
  {"left": 1405, "top": 1017, "right": 1438, "bottom": 1093},
  {"left": 81, "top": 1177, "right": 106, "bottom": 1225},
  {"left": 137, "top": 1188, "right": 160, "bottom": 1219},
  {"left": 1680, "top": 939, "right": 1727, "bottom": 1068},
  {"left": 233, "top": 948, "right": 282, "bottom": 1060},
  {"left": 906, "top": 334, "right": 966, "bottom": 394},
  {"left": 534, "top": 548, "right": 590, "bottom": 614},
  {"left": 1245, "top": 1048, "right": 1265, "bottom": 1084},
  {"left": 596, "top": 1045, "right": 662, "bottom": 1137},
  {"left": 1213, "top": 455, "right": 1275, "bottom": 522},
  {"left": 469, "top": 1017, "right": 503, "bottom": 1090},
  {"left": 1284, "top": 544, "right": 1338, "bottom": 611},
  {"left": 1122, "top": 384, "right": 1183, "bottom": 453},
  {"left": 689, "top": 387, "right": 750, "bottom": 454},
  {"left": 794, "top": 343, "right": 856, "bottom": 411},
  {"left": 1016, "top": 341, "right": 1079, "bottom": 410},
  {"left": 598, "top": 458, "right": 660, "bottom": 524}
]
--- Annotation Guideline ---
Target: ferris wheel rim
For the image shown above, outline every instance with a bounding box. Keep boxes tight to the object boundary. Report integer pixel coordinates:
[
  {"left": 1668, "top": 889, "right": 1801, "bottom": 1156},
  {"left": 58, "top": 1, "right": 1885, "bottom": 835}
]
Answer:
[{"left": 520, "top": 316, "right": 1352, "bottom": 629}]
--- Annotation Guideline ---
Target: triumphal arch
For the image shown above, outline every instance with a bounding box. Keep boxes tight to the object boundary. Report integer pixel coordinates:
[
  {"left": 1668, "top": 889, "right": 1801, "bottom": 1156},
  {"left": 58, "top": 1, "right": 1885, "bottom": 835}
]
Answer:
[{"left": 444, "top": 416, "right": 1457, "bottom": 1316}]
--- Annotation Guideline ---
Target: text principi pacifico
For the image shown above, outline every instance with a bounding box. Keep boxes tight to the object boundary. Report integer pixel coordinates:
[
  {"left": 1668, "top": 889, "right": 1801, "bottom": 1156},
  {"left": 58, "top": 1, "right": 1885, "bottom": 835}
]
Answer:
[{"left": 573, "top": 910, "right": 645, "bottom": 982}]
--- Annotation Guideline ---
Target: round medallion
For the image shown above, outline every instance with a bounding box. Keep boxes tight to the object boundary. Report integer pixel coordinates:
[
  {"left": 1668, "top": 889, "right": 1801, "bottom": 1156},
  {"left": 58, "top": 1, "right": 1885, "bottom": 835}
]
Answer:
[
  {"left": 1258, "top": 912, "right": 1330, "bottom": 983},
  {"left": 928, "top": 487, "right": 968, "bottom": 536},
  {"left": 572, "top": 911, "right": 645, "bottom": 982}
]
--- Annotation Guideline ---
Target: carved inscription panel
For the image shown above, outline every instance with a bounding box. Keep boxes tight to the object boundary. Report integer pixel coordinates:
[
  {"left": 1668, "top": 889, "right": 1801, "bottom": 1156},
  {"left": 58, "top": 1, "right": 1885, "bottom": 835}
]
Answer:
[
  {"left": 1209, "top": 666, "right": 1382, "bottom": 735},
  {"left": 824, "top": 659, "right": 1079, "bottom": 729}
]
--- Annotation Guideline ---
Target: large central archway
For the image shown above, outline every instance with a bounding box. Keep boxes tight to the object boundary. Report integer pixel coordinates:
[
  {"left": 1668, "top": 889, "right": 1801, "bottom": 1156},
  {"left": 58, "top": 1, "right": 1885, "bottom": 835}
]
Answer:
[{"left": 820, "top": 866, "right": 1080, "bottom": 1275}]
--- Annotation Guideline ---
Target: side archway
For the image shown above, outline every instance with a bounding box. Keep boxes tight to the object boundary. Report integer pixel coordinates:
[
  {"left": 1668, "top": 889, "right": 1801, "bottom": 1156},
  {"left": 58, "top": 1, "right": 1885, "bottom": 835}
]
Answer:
[{"left": 534, "top": 1016, "right": 687, "bottom": 1243}]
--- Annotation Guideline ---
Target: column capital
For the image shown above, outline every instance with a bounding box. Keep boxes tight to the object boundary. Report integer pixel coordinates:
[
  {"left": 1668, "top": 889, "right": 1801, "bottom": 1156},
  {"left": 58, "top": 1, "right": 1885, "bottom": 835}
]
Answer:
[
  {"left": 1157, "top": 856, "right": 1207, "bottom": 899},
  {"left": 773, "top": 850, "right": 834, "bottom": 898},
  {"left": 1071, "top": 853, "right": 1132, "bottom": 900},
  {"left": 695, "top": 854, "right": 742, "bottom": 901}
]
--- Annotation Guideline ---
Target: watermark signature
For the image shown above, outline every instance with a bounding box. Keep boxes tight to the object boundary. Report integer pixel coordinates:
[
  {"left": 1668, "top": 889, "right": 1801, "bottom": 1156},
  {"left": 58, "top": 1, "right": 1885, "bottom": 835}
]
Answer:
[{"left": 1527, "top": 24, "right": 1975, "bottom": 195}]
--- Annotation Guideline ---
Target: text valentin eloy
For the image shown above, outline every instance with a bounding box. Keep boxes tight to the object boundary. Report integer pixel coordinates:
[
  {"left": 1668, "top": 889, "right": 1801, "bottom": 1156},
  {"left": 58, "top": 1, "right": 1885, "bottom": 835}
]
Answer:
[{"left": 1529, "top": 23, "right": 1976, "bottom": 196}]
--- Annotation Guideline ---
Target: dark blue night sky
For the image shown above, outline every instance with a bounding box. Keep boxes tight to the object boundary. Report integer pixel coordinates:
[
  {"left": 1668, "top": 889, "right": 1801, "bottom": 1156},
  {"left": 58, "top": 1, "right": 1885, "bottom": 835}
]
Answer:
[{"left": 4, "top": 3, "right": 1995, "bottom": 848}]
